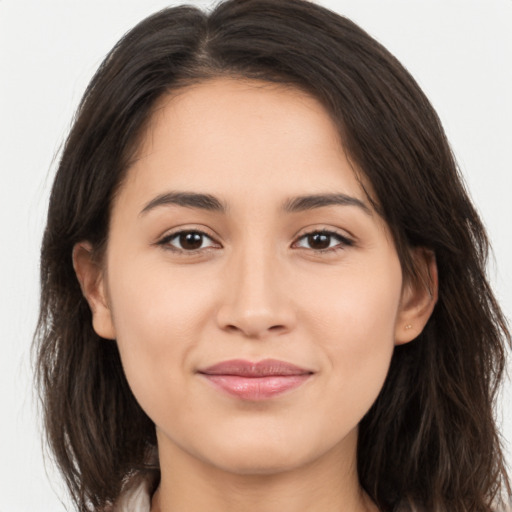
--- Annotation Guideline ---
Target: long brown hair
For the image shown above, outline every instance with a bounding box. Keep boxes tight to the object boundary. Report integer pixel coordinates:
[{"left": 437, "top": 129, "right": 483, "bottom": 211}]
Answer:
[{"left": 34, "top": 1, "right": 511, "bottom": 510}]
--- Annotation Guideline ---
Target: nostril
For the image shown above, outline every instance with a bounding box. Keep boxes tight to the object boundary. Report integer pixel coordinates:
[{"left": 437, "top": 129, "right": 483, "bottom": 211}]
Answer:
[
  {"left": 216, "top": 299, "right": 295, "bottom": 338},
  {"left": 222, "top": 322, "right": 287, "bottom": 337},
  {"left": 225, "top": 324, "right": 240, "bottom": 333}
]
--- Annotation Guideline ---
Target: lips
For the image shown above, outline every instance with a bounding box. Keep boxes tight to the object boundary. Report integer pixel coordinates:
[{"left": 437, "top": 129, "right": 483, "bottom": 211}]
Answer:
[{"left": 198, "top": 359, "right": 313, "bottom": 401}]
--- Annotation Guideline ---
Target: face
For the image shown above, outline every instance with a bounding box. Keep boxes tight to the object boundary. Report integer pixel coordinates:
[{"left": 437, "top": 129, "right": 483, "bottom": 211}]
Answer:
[{"left": 77, "top": 78, "right": 430, "bottom": 476}]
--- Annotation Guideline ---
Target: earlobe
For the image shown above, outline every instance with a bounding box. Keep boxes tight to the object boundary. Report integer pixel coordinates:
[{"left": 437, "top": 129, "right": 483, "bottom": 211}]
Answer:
[
  {"left": 395, "top": 248, "right": 438, "bottom": 345},
  {"left": 72, "top": 242, "right": 116, "bottom": 340}
]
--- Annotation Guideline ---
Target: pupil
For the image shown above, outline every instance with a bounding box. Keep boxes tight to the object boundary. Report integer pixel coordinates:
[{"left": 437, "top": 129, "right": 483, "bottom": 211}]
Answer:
[
  {"left": 309, "top": 233, "right": 330, "bottom": 249},
  {"left": 180, "top": 232, "right": 203, "bottom": 250}
]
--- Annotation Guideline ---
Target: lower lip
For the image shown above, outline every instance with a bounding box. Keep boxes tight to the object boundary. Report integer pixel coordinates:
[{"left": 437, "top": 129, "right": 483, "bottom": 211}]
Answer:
[{"left": 201, "top": 374, "right": 311, "bottom": 401}]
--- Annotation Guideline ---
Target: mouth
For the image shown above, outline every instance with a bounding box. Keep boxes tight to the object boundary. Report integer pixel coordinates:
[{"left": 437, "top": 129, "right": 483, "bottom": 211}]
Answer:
[{"left": 197, "top": 359, "right": 314, "bottom": 401}]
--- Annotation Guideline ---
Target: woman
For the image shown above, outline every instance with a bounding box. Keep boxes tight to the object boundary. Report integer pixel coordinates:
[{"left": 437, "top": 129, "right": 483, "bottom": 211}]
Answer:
[{"left": 34, "top": 0, "right": 511, "bottom": 511}]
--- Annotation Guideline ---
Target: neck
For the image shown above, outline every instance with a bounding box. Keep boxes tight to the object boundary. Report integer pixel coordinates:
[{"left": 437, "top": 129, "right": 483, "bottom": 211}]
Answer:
[{"left": 151, "top": 429, "right": 378, "bottom": 512}]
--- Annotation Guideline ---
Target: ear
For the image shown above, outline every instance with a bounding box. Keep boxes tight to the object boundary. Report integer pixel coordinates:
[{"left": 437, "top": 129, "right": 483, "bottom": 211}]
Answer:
[
  {"left": 395, "top": 248, "right": 438, "bottom": 345},
  {"left": 72, "top": 242, "right": 116, "bottom": 340}
]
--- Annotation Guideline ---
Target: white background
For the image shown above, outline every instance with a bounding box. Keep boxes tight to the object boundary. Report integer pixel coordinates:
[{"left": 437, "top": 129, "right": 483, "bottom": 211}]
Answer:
[{"left": 0, "top": 1, "right": 510, "bottom": 510}]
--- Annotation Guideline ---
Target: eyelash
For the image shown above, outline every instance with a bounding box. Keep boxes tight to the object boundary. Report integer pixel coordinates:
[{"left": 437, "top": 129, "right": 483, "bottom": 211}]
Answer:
[{"left": 157, "top": 228, "right": 354, "bottom": 255}]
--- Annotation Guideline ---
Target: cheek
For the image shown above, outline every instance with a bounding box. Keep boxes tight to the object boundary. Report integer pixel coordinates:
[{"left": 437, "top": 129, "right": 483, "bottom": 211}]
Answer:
[
  {"left": 112, "top": 269, "right": 197, "bottom": 346},
  {"left": 302, "top": 259, "right": 402, "bottom": 408},
  {"left": 305, "top": 258, "right": 402, "bottom": 341},
  {"left": 106, "top": 260, "right": 215, "bottom": 415}
]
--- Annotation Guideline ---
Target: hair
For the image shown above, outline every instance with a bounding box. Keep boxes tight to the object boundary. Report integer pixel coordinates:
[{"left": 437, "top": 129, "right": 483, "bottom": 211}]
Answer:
[{"left": 34, "top": 1, "right": 511, "bottom": 511}]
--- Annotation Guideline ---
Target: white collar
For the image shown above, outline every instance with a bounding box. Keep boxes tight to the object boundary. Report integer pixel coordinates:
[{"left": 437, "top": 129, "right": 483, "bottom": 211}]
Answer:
[{"left": 114, "top": 475, "right": 154, "bottom": 512}]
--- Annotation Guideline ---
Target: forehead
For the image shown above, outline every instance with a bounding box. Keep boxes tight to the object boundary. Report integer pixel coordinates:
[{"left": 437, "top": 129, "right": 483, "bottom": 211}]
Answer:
[{"left": 120, "top": 77, "right": 369, "bottom": 210}]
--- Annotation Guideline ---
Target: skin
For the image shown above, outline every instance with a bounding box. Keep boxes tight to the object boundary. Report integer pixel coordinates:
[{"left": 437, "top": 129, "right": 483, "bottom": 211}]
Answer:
[{"left": 74, "top": 78, "right": 436, "bottom": 512}]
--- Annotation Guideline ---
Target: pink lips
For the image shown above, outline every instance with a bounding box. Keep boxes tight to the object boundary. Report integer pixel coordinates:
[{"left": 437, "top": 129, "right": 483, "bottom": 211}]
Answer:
[{"left": 198, "top": 359, "right": 313, "bottom": 401}]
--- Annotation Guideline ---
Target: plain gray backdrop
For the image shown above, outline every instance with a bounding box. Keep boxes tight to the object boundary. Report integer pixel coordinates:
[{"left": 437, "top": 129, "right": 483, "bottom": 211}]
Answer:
[{"left": 1, "top": 0, "right": 510, "bottom": 510}]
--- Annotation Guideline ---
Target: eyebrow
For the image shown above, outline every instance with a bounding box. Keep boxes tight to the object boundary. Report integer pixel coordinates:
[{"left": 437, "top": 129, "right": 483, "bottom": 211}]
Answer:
[
  {"left": 140, "top": 192, "right": 227, "bottom": 215},
  {"left": 139, "top": 191, "right": 371, "bottom": 216},
  {"left": 282, "top": 193, "right": 371, "bottom": 215}
]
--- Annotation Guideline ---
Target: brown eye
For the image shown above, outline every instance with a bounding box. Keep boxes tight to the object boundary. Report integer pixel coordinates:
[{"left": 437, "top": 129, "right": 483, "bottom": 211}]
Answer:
[
  {"left": 179, "top": 232, "right": 204, "bottom": 250},
  {"left": 295, "top": 230, "right": 354, "bottom": 252},
  {"left": 159, "top": 230, "right": 218, "bottom": 252},
  {"left": 307, "top": 233, "right": 331, "bottom": 250}
]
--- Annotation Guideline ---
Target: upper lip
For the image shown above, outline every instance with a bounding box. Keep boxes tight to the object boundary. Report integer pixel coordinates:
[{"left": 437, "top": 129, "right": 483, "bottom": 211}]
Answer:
[{"left": 198, "top": 359, "right": 313, "bottom": 377}]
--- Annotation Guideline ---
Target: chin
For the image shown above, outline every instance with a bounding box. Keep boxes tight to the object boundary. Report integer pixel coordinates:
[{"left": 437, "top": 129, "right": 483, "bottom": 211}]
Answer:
[
  {"left": 195, "top": 432, "right": 328, "bottom": 476},
  {"left": 213, "top": 451, "right": 306, "bottom": 476}
]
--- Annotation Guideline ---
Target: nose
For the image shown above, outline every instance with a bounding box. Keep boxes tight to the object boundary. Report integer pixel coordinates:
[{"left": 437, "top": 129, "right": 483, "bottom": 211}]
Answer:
[{"left": 216, "top": 244, "right": 296, "bottom": 339}]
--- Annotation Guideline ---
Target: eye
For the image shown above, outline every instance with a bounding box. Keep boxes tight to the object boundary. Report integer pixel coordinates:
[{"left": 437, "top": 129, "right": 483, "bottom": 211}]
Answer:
[
  {"left": 158, "top": 230, "right": 219, "bottom": 253},
  {"left": 294, "top": 230, "right": 354, "bottom": 252}
]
